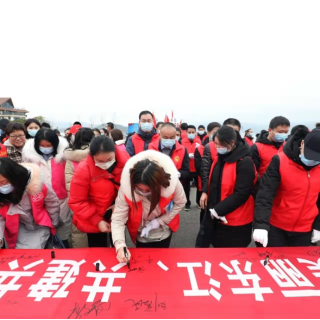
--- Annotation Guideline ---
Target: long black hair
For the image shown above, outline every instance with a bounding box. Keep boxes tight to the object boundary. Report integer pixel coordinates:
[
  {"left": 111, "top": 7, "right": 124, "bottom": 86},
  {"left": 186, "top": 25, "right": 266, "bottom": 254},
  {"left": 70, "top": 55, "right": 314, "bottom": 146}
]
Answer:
[
  {"left": 0, "top": 158, "right": 30, "bottom": 206},
  {"left": 215, "top": 125, "right": 238, "bottom": 147},
  {"left": 34, "top": 129, "right": 59, "bottom": 157},
  {"left": 89, "top": 136, "right": 115, "bottom": 156},
  {"left": 73, "top": 128, "right": 94, "bottom": 150}
]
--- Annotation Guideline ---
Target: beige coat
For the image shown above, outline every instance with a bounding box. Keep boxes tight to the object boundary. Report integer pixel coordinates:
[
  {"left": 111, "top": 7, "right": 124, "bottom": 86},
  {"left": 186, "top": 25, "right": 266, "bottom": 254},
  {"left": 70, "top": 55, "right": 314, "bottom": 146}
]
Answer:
[
  {"left": 64, "top": 145, "right": 90, "bottom": 194},
  {"left": 111, "top": 150, "right": 187, "bottom": 252},
  {"left": 64, "top": 145, "right": 90, "bottom": 248}
]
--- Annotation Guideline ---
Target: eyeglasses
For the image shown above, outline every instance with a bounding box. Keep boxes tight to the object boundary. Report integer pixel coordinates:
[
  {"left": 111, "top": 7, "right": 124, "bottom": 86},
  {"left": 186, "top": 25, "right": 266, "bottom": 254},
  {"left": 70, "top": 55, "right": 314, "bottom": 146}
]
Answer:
[{"left": 10, "top": 134, "right": 25, "bottom": 140}]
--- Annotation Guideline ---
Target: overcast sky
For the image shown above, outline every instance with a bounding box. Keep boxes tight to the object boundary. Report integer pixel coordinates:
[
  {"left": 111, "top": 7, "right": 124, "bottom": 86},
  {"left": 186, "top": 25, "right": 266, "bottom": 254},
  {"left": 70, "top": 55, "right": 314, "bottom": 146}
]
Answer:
[{"left": 1, "top": 0, "right": 320, "bottom": 129}]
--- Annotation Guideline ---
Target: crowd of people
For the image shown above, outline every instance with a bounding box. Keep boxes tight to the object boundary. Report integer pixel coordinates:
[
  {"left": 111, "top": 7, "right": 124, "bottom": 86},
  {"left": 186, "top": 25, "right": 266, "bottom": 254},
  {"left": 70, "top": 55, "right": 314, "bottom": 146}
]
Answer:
[{"left": 0, "top": 112, "right": 320, "bottom": 264}]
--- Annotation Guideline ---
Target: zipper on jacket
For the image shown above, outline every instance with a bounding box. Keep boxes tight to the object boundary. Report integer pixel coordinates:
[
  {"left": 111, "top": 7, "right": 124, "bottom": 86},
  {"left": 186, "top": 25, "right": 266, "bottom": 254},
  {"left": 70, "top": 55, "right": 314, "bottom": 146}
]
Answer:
[
  {"left": 92, "top": 172, "right": 114, "bottom": 182},
  {"left": 292, "top": 170, "right": 311, "bottom": 231}
]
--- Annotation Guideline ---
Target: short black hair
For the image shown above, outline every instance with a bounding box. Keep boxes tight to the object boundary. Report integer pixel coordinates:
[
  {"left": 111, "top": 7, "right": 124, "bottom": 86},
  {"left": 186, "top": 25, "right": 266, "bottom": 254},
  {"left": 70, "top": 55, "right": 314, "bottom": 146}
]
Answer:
[
  {"left": 223, "top": 118, "right": 241, "bottom": 130},
  {"left": 187, "top": 125, "right": 196, "bottom": 131},
  {"left": 100, "top": 128, "right": 109, "bottom": 136},
  {"left": 73, "top": 128, "right": 94, "bottom": 150},
  {"left": 181, "top": 123, "right": 188, "bottom": 130},
  {"left": 41, "top": 122, "right": 51, "bottom": 129},
  {"left": 107, "top": 122, "right": 114, "bottom": 129},
  {"left": 93, "top": 128, "right": 101, "bottom": 135},
  {"left": 198, "top": 125, "right": 205, "bottom": 130},
  {"left": 53, "top": 129, "right": 60, "bottom": 135},
  {"left": 215, "top": 125, "right": 237, "bottom": 147},
  {"left": 315, "top": 123, "right": 320, "bottom": 129},
  {"left": 207, "top": 122, "right": 221, "bottom": 132},
  {"left": 269, "top": 116, "right": 290, "bottom": 130},
  {"left": 0, "top": 158, "right": 30, "bottom": 206},
  {"left": 89, "top": 136, "right": 115, "bottom": 156},
  {"left": 139, "top": 110, "right": 153, "bottom": 119},
  {"left": 161, "top": 123, "right": 176, "bottom": 130},
  {"left": 34, "top": 129, "right": 59, "bottom": 157},
  {"left": 290, "top": 125, "right": 308, "bottom": 136},
  {"left": 156, "top": 122, "right": 164, "bottom": 128},
  {"left": 176, "top": 128, "right": 181, "bottom": 133},
  {"left": 245, "top": 128, "right": 252, "bottom": 134},
  {"left": 73, "top": 121, "right": 82, "bottom": 126},
  {"left": 5, "top": 122, "right": 27, "bottom": 136}
]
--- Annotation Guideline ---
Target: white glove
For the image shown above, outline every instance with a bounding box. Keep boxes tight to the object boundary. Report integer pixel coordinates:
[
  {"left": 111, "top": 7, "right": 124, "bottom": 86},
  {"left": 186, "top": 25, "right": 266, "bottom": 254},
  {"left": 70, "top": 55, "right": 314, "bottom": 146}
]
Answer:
[
  {"left": 311, "top": 229, "right": 320, "bottom": 243},
  {"left": 253, "top": 229, "right": 268, "bottom": 247},
  {"left": 189, "top": 153, "right": 194, "bottom": 159},
  {"left": 140, "top": 219, "right": 160, "bottom": 238},
  {"left": 209, "top": 208, "right": 228, "bottom": 224}
]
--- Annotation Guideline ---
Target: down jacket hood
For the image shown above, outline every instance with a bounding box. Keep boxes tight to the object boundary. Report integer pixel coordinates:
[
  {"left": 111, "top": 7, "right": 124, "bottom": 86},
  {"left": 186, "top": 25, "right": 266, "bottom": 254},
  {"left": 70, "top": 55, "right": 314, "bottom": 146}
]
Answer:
[
  {"left": 20, "top": 163, "right": 44, "bottom": 196},
  {"left": 64, "top": 145, "right": 90, "bottom": 163}
]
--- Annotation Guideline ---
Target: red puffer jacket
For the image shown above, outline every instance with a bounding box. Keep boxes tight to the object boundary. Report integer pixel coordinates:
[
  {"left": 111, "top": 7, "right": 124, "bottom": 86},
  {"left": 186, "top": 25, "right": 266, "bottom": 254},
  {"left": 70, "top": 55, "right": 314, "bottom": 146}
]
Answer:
[{"left": 69, "top": 147, "right": 130, "bottom": 233}]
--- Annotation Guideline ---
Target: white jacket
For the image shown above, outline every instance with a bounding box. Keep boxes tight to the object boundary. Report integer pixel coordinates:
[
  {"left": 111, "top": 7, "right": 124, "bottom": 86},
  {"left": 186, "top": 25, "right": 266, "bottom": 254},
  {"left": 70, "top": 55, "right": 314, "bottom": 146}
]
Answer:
[{"left": 111, "top": 150, "right": 187, "bottom": 251}]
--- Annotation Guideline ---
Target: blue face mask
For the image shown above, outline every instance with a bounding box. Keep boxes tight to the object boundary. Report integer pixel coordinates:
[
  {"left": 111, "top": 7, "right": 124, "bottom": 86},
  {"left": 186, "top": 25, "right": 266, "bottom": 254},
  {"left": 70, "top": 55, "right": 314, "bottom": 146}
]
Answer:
[
  {"left": 300, "top": 154, "right": 320, "bottom": 167},
  {"left": 188, "top": 134, "right": 195, "bottom": 140},
  {"left": 0, "top": 183, "right": 14, "bottom": 194},
  {"left": 39, "top": 146, "right": 54, "bottom": 155},
  {"left": 217, "top": 147, "right": 229, "bottom": 155},
  {"left": 140, "top": 122, "right": 153, "bottom": 132},
  {"left": 273, "top": 132, "right": 288, "bottom": 142},
  {"left": 28, "top": 129, "right": 39, "bottom": 137},
  {"left": 161, "top": 139, "right": 175, "bottom": 149}
]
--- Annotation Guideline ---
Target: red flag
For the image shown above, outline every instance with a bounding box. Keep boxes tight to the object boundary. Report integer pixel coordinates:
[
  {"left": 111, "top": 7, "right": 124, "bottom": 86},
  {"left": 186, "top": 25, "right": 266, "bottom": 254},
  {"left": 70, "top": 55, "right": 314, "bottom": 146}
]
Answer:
[
  {"left": 152, "top": 112, "right": 157, "bottom": 128},
  {"left": 164, "top": 115, "right": 170, "bottom": 123}
]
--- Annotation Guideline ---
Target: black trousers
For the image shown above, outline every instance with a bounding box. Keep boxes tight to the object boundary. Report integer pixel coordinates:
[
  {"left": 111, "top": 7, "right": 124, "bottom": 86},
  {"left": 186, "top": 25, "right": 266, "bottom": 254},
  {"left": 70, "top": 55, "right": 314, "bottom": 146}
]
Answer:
[
  {"left": 196, "top": 210, "right": 252, "bottom": 248},
  {"left": 136, "top": 234, "right": 172, "bottom": 248},
  {"left": 267, "top": 224, "right": 312, "bottom": 247},
  {"left": 87, "top": 232, "right": 114, "bottom": 248},
  {"left": 182, "top": 172, "right": 198, "bottom": 205}
]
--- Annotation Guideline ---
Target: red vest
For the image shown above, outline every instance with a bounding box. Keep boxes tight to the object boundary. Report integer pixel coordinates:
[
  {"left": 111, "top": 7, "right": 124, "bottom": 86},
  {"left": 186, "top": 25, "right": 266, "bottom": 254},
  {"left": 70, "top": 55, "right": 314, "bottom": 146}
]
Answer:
[
  {"left": 181, "top": 137, "right": 201, "bottom": 172},
  {"left": 208, "top": 157, "right": 257, "bottom": 226},
  {"left": 0, "top": 184, "right": 55, "bottom": 249},
  {"left": 270, "top": 153, "right": 320, "bottom": 232},
  {"left": 245, "top": 136, "right": 254, "bottom": 146},
  {"left": 0, "top": 144, "right": 7, "bottom": 158},
  {"left": 125, "top": 193, "right": 179, "bottom": 244},
  {"left": 256, "top": 142, "right": 284, "bottom": 177},
  {"left": 131, "top": 133, "right": 160, "bottom": 155},
  {"left": 148, "top": 141, "right": 185, "bottom": 170}
]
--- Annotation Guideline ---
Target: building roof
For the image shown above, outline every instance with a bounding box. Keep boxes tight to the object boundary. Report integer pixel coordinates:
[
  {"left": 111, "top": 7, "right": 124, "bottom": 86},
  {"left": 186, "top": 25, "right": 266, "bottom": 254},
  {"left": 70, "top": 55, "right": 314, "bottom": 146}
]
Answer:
[
  {"left": 0, "top": 107, "right": 29, "bottom": 113},
  {"left": 0, "top": 98, "right": 13, "bottom": 106}
]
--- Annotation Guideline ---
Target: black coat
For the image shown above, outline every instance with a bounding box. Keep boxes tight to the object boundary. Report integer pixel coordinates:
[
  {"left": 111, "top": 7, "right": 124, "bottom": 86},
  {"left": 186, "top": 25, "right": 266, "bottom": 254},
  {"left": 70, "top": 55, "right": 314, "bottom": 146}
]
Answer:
[{"left": 208, "top": 137, "right": 255, "bottom": 217}]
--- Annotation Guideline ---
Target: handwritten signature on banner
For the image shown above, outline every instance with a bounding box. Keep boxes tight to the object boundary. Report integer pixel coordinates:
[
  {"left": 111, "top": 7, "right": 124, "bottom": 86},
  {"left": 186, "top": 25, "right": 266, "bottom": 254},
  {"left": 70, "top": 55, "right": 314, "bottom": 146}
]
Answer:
[
  {"left": 68, "top": 300, "right": 109, "bottom": 319},
  {"left": 125, "top": 293, "right": 166, "bottom": 312}
]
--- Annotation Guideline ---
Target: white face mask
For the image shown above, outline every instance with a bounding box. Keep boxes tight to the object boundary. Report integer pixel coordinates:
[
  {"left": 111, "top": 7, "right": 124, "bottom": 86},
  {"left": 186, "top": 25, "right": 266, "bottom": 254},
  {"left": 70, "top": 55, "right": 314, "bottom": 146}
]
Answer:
[
  {"left": 176, "top": 136, "right": 180, "bottom": 141},
  {"left": 135, "top": 188, "right": 151, "bottom": 197},
  {"left": 0, "top": 183, "right": 14, "bottom": 194},
  {"left": 39, "top": 146, "right": 54, "bottom": 155},
  {"left": 95, "top": 159, "right": 116, "bottom": 170}
]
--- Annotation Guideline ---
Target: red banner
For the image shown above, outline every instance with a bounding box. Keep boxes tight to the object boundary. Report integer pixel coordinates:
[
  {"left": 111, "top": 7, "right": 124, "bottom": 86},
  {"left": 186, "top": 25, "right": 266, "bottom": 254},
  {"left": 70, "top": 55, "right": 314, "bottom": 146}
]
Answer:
[{"left": 0, "top": 247, "right": 320, "bottom": 319}]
